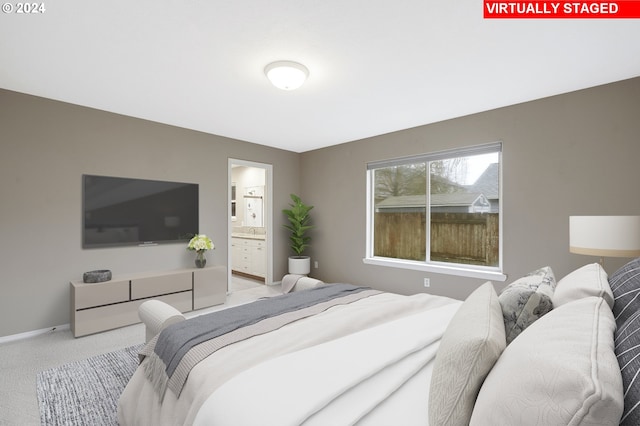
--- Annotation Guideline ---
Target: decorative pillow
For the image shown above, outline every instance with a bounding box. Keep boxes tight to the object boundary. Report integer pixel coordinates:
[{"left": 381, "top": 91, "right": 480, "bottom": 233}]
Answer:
[
  {"left": 470, "top": 297, "right": 623, "bottom": 426},
  {"left": 610, "top": 257, "right": 640, "bottom": 325},
  {"left": 498, "top": 266, "right": 556, "bottom": 344},
  {"left": 553, "top": 262, "right": 614, "bottom": 309},
  {"left": 615, "top": 310, "right": 640, "bottom": 426},
  {"left": 428, "top": 281, "right": 506, "bottom": 426}
]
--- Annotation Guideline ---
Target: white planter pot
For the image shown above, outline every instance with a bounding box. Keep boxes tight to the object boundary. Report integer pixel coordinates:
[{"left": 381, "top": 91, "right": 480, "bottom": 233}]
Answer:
[{"left": 288, "top": 256, "right": 311, "bottom": 275}]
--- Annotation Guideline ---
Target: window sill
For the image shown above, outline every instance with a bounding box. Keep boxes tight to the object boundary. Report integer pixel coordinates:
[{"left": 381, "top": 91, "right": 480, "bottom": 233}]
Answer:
[{"left": 362, "top": 257, "right": 507, "bottom": 282}]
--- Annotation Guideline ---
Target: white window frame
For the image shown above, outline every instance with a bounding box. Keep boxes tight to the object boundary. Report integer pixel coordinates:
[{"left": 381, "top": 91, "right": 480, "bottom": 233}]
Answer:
[{"left": 363, "top": 142, "right": 507, "bottom": 282}]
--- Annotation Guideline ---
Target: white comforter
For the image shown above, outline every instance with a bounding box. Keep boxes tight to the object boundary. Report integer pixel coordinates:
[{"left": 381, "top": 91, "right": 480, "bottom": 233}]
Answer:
[
  {"left": 118, "top": 291, "right": 460, "bottom": 426},
  {"left": 194, "top": 303, "right": 460, "bottom": 426}
]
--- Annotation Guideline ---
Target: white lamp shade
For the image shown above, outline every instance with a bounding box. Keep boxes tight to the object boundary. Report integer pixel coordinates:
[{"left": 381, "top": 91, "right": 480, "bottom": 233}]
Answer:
[
  {"left": 264, "top": 61, "right": 309, "bottom": 91},
  {"left": 570, "top": 216, "right": 640, "bottom": 258}
]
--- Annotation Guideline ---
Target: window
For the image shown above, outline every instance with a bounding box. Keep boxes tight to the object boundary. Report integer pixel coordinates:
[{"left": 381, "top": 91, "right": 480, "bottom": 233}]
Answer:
[{"left": 365, "top": 142, "right": 505, "bottom": 281}]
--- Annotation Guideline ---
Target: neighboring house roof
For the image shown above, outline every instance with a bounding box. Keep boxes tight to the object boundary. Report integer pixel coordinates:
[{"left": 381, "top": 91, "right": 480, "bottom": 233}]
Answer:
[
  {"left": 375, "top": 164, "right": 499, "bottom": 211},
  {"left": 376, "top": 194, "right": 426, "bottom": 209},
  {"left": 431, "top": 193, "right": 488, "bottom": 208},
  {"left": 467, "top": 163, "right": 499, "bottom": 199},
  {"left": 376, "top": 192, "right": 488, "bottom": 209}
]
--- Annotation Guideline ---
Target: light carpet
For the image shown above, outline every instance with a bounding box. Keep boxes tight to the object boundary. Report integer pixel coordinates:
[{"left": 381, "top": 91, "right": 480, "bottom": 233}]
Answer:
[
  {"left": 1, "top": 279, "right": 278, "bottom": 426},
  {"left": 37, "top": 344, "right": 143, "bottom": 426}
]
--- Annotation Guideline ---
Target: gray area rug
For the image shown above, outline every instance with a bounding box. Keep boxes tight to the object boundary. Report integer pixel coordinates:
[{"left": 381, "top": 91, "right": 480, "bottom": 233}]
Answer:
[{"left": 37, "top": 344, "right": 143, "bottom": 426}]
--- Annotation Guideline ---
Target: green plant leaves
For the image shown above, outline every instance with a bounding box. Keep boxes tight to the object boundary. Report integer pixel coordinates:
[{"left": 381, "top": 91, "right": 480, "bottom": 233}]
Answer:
[{"left": 282, "top": 193, "right": 314, "bottom": 255}]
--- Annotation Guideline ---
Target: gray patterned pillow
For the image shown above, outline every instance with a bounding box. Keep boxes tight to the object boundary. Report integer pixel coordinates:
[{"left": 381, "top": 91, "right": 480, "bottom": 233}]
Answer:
[
  {"left": 611, "top": 257, "right": 640, "bottom": 425},
  {"left": 610, "top": 257, "right": 640, "bottom": 325},
  {"left": 615, "top": 310, "right": 640, "bottom": 426},
  {"left": 498, "top": 266, "right": 556, "bottom": 344}
]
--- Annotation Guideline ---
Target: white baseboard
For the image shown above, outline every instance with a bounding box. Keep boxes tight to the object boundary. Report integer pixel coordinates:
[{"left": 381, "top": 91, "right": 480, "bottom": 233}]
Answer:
[{"left": 0, "top": 323, "right": 70, "bottom": 345}]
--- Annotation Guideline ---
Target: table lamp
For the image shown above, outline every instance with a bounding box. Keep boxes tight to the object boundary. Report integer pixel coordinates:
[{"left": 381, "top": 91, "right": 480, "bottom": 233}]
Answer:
[{"left": 570, "top": 216, "right": 640, "bottom": 266}]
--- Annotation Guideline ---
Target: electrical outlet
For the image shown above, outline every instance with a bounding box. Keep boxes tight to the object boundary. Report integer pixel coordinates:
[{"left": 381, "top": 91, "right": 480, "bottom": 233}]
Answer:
[
  {"left": 424, "top": 278, "right": 430, "bottom": 287},
  {"left": 314, "top": 261, "right": 319, "bottom": 269}
]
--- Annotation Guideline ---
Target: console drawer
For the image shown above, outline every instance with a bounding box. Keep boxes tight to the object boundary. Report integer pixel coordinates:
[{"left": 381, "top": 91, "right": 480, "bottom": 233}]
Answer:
[
  {"left": 73, "top": 291, "right": 192, "bottom": 337},
  {"left": 131, "top": 271, "right": 192, "bottom": 299},
  {"left": 73, "top": 279, "right": 130, "bottom": 310}
]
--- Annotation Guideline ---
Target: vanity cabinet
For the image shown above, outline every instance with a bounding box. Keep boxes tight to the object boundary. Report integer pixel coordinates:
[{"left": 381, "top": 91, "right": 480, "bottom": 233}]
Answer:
[
  {"left": 250, "top": 241, "right": 266, "bottom": 277},
  {"left": 231, "top": 237, "right": 266, "bottom": 279}
]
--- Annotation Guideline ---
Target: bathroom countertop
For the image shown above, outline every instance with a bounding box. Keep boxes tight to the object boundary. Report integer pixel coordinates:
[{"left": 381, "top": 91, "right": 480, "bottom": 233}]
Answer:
[{"left": 231, "top": 233, "right": 266, "bottom": 240}]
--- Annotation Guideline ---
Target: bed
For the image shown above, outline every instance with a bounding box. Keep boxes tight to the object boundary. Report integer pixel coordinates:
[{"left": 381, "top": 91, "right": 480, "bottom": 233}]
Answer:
[{"left": 118, "top": 259, "right": 640, "bottom": 426}]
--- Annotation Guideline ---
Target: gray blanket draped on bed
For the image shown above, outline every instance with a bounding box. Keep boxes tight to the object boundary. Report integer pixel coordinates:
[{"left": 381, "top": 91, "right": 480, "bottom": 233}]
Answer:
[{"left": 140, "top": 283, "right": 380, "bottom": 399}]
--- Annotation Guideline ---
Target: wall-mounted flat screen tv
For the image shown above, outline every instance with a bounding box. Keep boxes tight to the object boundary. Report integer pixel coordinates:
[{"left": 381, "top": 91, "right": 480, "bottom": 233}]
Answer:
[{"left": 83, "top": 174, "right": 199, "bottom": 248}]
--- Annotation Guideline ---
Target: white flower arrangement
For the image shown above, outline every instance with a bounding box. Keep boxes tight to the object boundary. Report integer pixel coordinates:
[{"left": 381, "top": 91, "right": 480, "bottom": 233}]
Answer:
[{"left": 187, "top": 234, "right": 214, "bottom": 252}]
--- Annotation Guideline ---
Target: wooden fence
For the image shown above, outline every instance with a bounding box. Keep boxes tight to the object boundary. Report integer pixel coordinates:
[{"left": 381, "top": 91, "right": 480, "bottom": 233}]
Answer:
[{"left": 374, "top": 212, "right": 499, "bottom": 266}]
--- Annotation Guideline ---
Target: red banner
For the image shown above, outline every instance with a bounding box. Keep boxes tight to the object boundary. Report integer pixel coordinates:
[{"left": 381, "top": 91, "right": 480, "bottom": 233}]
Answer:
[{"left": 484, "top": 1, "right": 640, "bottom": 18}]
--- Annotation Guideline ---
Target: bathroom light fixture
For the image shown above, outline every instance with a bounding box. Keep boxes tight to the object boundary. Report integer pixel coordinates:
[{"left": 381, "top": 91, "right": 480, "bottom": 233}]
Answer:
[{"left": 264, "top": 61, "right": 309, "bottom": 91}]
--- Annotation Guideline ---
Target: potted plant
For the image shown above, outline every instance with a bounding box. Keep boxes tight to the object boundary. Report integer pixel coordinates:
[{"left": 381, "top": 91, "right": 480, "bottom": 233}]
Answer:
[{"left": 282, "top": 193, "right": 314, "bottom": 275}]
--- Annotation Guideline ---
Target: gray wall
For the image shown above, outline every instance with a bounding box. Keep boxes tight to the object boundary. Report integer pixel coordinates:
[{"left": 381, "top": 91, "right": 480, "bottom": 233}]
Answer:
[
  {"left": 301, "top": 77, "right": 640, "bottom": 300},
  {"left": 2, "top": 77, "right": 639, "bottom": 337},
  {"left": 0, "top": 89, "right": 299, "bottom": 337}
]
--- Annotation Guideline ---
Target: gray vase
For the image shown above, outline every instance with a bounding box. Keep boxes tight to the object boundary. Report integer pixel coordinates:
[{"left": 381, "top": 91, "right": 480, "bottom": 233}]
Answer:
[{"left": 195, "top": 251, "right": 206, "bottom": 268}]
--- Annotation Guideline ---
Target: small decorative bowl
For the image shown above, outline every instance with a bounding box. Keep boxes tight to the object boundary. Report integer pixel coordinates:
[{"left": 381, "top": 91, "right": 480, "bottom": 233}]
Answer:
[{"left": 83, "top": 269, "right": 112, "bottom": 283}]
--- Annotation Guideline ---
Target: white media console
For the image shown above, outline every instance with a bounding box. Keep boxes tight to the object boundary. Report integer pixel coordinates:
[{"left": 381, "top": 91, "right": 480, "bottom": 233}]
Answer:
[{"left": 70, "top": 266, "right": 226, "bottom": 337}]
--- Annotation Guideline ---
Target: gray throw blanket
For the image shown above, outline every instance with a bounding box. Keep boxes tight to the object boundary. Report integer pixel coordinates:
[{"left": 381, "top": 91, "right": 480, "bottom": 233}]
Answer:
[{"left": 140, "top": 284, "right": 379, "bottom": 399}]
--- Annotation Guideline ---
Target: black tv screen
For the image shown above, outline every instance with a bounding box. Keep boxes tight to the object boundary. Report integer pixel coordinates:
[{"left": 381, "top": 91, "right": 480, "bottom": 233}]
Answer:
[{"left": 82, "top": 174, "right": 199, "bottom": 248}]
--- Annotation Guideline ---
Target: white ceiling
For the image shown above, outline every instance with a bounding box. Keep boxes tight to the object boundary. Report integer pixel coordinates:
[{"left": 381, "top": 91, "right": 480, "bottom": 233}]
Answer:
[{"left": 2, "top": 1, "right": 639, "bottom": 153}]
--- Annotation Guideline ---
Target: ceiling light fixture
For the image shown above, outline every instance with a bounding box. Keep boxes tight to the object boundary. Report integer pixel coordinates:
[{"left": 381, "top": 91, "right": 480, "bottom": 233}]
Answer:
[{"left": 264, "top": 61, "right": 309, "bottom": 91}]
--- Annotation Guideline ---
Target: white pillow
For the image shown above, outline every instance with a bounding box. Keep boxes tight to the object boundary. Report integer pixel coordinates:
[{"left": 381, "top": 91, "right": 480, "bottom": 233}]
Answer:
[
  {"left": 428, "top": 281, "right": 506, "bottom": 426},
  {"left": 470, "top": 297, "right": 623, "bottom": 426},
  {"left": 553, "top": 263, "right": 614, "bottom": 308}
]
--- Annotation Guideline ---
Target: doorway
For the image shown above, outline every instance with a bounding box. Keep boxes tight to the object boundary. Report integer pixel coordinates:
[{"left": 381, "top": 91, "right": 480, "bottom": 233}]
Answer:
[{"left": 228, "top": 159, "right": 273, "bottom": 292}]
